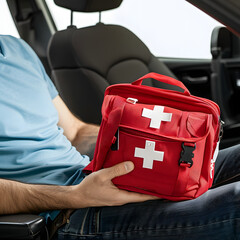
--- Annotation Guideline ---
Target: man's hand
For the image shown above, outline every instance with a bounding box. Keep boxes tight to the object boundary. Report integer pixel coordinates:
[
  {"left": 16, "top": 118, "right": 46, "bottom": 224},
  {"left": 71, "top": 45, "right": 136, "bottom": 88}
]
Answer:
[{"left": 70, "top": 161, "right": 158, "bottom": 208}]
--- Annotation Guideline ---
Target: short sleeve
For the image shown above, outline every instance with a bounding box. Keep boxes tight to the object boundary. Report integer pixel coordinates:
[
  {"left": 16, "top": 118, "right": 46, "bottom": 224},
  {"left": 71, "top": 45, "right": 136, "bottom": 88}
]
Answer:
[
  {"left": 44, "top": 73, "right": 59, "bottom": 99},
  {"left": 37, "top": 58, "right": 58, "bottom": 99}
]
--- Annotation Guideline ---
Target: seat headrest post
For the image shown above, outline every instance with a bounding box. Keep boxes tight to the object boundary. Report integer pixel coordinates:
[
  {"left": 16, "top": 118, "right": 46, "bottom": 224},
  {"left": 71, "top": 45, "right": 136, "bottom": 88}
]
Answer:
[
  {"left": 99, "top": 12, "right": 101, "bottom": 23},
  {"left": 70, "top": 10, "right": 74, "bottom": 26}
]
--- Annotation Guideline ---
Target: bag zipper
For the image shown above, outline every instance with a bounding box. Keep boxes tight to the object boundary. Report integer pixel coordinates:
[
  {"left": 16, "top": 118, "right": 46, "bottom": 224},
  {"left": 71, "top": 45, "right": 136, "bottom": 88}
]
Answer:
[
  {"left": 119, "top": 125, "right": 206, "bottom": 143},
  {"left": 107, "top": 85, "right": 220, "bottom": 121}
]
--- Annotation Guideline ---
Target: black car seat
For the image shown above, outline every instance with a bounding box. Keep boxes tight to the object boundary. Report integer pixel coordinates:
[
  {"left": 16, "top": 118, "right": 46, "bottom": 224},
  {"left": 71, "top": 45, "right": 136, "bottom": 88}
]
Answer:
[
  {"left": 48, "top": 0, "right": 178, "bottom": 124},
  {"left": 211, "top": 26, "right": 240, "bottom": 126}
]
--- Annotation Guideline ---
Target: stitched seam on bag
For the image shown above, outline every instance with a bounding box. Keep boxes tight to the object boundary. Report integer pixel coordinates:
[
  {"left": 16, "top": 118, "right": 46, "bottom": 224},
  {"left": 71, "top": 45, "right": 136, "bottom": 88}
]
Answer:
[
  {"left": 101, "top": 99, "right": 127, "bottom": 168},
  {"left": 193, "top": 130, "right": 210, "bottom": 198},
  {"left": 176, "top": 111, "right": 183, "bottom": 138},
  {"left": 171, "top": 166, "right": 181, "bottom": 196}
]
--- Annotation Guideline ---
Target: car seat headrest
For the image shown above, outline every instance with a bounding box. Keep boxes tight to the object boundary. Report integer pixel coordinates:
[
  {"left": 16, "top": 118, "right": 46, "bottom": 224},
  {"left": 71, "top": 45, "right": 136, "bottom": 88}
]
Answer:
[{"left": 54, "top": 0, "right": 123, "bottom": 12}]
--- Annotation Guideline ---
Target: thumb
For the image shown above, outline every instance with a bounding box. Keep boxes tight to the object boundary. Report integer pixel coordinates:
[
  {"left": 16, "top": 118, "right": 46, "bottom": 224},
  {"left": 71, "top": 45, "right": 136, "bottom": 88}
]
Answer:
[{"left": 104, "top": 161, "right": 134, "bottom": 180}]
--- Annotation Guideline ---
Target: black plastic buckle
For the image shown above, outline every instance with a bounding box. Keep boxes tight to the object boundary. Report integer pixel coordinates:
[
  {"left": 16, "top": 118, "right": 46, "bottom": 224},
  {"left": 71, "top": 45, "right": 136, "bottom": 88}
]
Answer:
[{"left": 179, "top": 143, "right": 196, "bottom": 168}]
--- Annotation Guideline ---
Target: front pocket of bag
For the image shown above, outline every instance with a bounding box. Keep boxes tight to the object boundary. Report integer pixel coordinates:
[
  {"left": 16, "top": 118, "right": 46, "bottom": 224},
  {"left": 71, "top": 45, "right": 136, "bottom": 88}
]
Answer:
[{"left": 103, "top": 128, "right": 206, "bottom": 197}]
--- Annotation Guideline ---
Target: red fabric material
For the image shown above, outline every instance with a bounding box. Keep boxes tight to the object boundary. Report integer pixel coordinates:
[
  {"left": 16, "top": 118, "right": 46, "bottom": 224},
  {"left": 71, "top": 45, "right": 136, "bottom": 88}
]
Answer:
[{"left": 84, "top": 73, "right": 221, "bottom": 201}]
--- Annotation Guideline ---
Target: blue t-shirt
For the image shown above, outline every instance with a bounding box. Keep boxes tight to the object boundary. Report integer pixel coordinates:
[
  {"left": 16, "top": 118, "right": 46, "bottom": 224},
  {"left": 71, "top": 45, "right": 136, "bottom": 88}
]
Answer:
[{"left": 0, "top": 35, "right": 90, "bottom": 219}]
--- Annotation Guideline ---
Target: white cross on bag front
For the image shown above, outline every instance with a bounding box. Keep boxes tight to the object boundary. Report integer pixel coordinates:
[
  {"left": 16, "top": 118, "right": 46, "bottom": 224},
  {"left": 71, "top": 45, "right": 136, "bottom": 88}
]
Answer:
[
  {"left": 134, "top": 140, "right": 164, "bottom": 169},
  {"left": 142, "top": 105, "right": 172, "bottom": 129}
]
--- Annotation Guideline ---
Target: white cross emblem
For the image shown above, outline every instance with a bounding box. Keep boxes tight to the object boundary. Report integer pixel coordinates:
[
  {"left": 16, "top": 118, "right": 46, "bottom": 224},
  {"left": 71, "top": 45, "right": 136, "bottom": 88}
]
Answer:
[
  {"left": 142, "top": 106, "right": 172, "bottom": 129},
  {"left": 134, "top": 140, "right": 164, "bottom": 169}
]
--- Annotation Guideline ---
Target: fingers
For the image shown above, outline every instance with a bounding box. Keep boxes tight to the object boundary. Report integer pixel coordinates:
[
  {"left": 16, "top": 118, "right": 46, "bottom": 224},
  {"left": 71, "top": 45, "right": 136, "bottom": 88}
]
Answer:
[
  {"left": 114, "top": 189, "right": 159, "bottom": 206},
  {"left": 102, "top": 161, "right": 134, "bottom": 180},
  {"left": 93, "top": 162, "right": 160, "bottom": 206}
]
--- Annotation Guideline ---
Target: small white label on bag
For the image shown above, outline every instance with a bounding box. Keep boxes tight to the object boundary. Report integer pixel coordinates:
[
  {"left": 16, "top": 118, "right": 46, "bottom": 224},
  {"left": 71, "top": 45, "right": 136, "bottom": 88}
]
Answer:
[
  {"left": 142, "top": 105, "right": 172, "bottom": 129},
  {"left": 210, "top": 141, "right": 220, "bottom": 179}
]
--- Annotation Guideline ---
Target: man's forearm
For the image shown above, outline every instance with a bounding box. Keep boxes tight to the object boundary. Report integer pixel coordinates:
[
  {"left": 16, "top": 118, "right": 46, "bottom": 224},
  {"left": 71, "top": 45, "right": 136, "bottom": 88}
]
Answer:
[
  {"left": 0, "top": 179, "right": 72, "bottom": 215},
  {"left": 72, "top": 123, "right": 99, "bottom": 156},
  {"left": 0, "top": 162, "right": 157, "bottom": 215}
]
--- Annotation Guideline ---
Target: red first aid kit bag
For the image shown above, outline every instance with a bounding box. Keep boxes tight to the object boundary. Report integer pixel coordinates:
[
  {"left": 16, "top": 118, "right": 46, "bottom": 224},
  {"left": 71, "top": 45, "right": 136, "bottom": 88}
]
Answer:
[{"left": 84, "top": 73, "right": 221, "bottom": 201}]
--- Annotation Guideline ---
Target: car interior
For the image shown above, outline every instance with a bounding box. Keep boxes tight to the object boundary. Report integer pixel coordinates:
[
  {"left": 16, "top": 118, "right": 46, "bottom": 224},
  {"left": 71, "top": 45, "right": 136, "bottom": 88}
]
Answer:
[
  {"left": 1, "top": 0, "right": 240, "bottom": 239},
  {"left": 48, "top": 0, "right": 181, "bottom": 125},
  {"left": 187, "top": 0, "right": 240, "bottom": 148}
]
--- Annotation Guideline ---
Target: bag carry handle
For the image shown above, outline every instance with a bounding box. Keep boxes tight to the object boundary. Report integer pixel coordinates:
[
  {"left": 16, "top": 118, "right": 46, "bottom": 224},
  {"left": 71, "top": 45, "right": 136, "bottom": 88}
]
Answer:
[{"left": 132, "top": 72, "right": 190, "bottom": 96}]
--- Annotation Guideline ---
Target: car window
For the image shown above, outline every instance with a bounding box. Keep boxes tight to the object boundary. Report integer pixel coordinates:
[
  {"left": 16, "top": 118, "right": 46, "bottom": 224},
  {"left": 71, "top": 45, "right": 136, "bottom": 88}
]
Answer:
[
  {"left": 46, "top": 0, "right": 222, "bottom": 59},
  {"left": 0, "top": 1, "right": 19, "bottom": 38}
]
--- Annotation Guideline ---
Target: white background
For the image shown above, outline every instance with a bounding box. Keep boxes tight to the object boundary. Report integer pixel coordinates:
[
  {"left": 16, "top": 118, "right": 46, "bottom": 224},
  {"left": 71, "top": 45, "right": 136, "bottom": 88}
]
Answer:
[
  {"left": 1, "top": 0, "right": 222, "bottom": 59},
  {"left": 0, "top": 1, "right": 19, "bottom": 37}
]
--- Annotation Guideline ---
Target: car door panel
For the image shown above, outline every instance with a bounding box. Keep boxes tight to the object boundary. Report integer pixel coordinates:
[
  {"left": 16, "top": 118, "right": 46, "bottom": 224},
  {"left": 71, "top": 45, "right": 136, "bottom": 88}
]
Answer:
[{"left": 161, "top": 57, "right": 212, "bottom": 100}]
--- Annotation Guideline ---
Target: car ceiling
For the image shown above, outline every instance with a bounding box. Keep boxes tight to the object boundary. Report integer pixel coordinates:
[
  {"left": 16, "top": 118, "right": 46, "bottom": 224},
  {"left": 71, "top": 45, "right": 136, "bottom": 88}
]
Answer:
[{"left": 187, "top": 0, "right": 240, "bottom": 36}]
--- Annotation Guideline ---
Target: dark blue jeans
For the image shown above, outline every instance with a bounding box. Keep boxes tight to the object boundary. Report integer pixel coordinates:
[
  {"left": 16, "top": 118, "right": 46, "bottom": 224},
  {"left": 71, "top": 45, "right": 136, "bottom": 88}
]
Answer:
[{"left": 56, "top": 145, "right": 240, "bottom": 240}]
